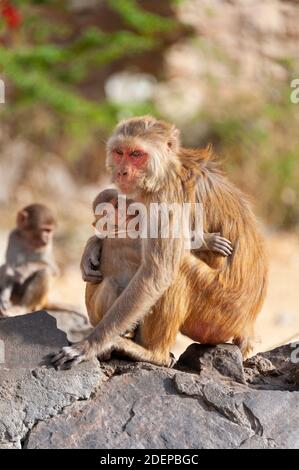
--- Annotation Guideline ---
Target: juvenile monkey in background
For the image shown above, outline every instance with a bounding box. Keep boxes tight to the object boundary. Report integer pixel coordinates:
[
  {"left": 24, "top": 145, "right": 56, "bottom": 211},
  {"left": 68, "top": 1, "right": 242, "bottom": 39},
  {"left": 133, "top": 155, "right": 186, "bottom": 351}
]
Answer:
[
  {"left": 0, "top": 204, "right": 58, "bottom": 316},
  {"left": 84, "top": 188, "right": 233, "bottom": 328},
  {"left": 52, "top": 116, "right": 267, "bottom": 370}
]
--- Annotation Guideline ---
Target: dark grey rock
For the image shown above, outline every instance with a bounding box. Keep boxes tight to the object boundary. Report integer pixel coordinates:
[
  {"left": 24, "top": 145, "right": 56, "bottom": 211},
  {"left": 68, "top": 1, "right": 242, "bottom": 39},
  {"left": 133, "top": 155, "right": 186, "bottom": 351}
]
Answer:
[
  {"left": 244, "top": 344, "right": 299, "bottom": 390},
  {"left": 243, "top": 390, "right": 299, "bottom": 449},
  {"left": 26, "top": 369, "right": 251, "bottom": 449},
  {"left": 238, "top": 435, "right": 278, "bottom": 449},
  {"left": 178, "top": 343, "right": 246, "bottom": 384},
  {"left": 1, "top": 313, "right": 299, "bottom": 449},
  {"left": 0, "top": 312, "right": 103, "bottom": 449},
  {"left": 0, "top": 311, "right": 66, "bottom": 370}
]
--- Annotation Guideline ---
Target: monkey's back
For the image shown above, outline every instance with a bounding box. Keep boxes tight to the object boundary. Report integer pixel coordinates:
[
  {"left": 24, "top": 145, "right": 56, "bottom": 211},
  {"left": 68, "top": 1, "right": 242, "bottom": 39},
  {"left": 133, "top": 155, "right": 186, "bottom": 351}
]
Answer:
[{"left": 195, "top": 166, "right": 268, "bottom": 320}]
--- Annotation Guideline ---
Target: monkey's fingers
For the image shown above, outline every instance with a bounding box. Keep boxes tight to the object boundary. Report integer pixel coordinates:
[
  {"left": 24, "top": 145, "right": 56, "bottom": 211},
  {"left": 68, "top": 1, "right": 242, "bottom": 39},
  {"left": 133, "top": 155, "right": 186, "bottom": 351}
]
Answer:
[
  {"left": 60, "top": 356, "right": 85, "bottom": 370},
  {"left": 90, "top": 257, "right": 100, "bottom": 268},
  {"left": 82, "top": 271, "right": 103, "bottom": 283},
  {"left": 50, "top": 345, "right": 88, "bottom": 370},
  {"left": 214, "top": 239, "right": 233, "bottom": 251},
  {"left": 215, "top": 236, "right": 233, "bottom": 248},
  {"left": 213, "top": 243, "right": 233, "bottom": 256}
]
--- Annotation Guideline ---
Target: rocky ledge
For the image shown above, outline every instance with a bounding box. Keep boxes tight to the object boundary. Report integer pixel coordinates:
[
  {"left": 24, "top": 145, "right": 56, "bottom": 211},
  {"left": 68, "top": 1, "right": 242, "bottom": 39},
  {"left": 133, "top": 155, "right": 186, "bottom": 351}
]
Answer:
[{"left": 0, "top": 312, "right": 298, "bottom": 449}]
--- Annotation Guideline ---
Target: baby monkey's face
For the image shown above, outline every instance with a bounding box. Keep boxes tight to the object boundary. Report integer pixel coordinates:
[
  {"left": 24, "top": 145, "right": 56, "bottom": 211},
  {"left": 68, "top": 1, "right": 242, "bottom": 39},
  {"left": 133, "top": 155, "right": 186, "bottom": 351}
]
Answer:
[{"left": 93, "top": 195, "right": 139, "bottom": 237}]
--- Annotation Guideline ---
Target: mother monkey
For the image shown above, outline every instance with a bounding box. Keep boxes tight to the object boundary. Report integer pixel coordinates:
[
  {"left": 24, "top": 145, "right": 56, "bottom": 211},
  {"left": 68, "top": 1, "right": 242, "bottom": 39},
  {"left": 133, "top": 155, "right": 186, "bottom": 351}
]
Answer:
[{"left": 52, "top": 116, "right": 267, "bottom": 369}]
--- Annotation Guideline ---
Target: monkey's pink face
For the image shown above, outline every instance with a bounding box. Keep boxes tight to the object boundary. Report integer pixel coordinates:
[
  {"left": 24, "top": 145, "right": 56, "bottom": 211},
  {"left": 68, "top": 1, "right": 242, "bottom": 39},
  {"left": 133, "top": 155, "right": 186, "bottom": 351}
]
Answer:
[{"left": 112, "top": 146, "right": 149, "bottom": 193}]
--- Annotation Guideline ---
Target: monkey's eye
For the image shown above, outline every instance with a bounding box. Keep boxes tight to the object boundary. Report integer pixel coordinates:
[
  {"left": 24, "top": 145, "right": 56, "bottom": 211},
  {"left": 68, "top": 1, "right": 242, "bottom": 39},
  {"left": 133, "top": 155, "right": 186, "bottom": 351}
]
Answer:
[
  {"left": 115, "top": 149, "right": 123, "bottom": 156},
  {"left": 130, "top": 150, "right": 142, "bottom": 158}
]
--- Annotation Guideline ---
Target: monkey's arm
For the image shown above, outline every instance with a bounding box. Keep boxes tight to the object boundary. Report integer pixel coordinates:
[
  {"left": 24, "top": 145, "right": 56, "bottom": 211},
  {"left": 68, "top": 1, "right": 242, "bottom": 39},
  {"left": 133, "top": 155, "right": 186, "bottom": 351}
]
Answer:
[
  {"left": 80, "top": 236, "right": 103, "bottom": 283},
  {"left": 0, "top": 230, "right": 24, "bottom": 315},
  {"left": 51, "top": 235, "right": 183, "bottom": 369},
  {"left": 197, "top": 232, "right": 233, "bottom": 257},
  {"left": 14, "top": 261, "right": 56, "bottom": 284}
]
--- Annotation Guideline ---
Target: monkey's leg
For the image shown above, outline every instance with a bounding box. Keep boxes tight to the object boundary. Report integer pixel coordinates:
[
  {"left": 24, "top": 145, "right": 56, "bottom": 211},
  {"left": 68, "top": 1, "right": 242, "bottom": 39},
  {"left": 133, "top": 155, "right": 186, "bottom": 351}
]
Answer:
[
  {"left": 119, "top": 256, "right": 255, "bottom": 364},
  {"left": 85, "top": 279, "right": 120, "bottom": 361},
  {"left": 179, "top": 256, "right": 257, "bottom": 359},
  {"left": 113, "top": 337, "right": 176, "bottom": 367},
  {"left": 86, "top": 278, "right": 119, "bottom": 327},
  {"left": 50, "top": 283, "right": 183, "bottom": 369},
  {"left": 85, "top": 282, "right": 101, "bottom": 325},
  {"left": 51, "top": 256, "right": 256, "bottom": 369},
  {"left": 20, "top": 269, "right": 50, "bottom": 311},
  {"left": 52, "top": 259, "right": 192, "bottom": 369},
  {"left": 112, "top": 280, "right": 189, "bottom": 367}
]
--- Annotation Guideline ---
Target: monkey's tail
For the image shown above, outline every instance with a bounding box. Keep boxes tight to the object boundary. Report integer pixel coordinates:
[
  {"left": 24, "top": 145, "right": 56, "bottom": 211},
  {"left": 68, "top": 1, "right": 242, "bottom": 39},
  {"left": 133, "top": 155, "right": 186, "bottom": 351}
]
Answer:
[{"left": 44, "top": 303, "right": 88, "bottom": 324}]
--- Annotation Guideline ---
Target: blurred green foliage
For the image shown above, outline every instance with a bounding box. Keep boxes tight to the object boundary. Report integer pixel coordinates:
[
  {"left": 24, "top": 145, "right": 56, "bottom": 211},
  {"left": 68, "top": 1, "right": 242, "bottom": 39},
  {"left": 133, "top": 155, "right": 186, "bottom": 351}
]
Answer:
[
  {"left": 0, "top": 1, "right": 298, "bottom": 229},
  {"left": 0, "top": 0, "right": 178, "bottom": 140}
]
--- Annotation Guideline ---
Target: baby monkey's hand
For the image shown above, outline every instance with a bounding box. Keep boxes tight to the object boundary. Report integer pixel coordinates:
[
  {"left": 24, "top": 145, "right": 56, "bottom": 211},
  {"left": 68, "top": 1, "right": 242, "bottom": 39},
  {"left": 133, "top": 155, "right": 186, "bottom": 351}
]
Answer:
[{"left": 204, "top": 232, "right": 233, "bottom": 257}]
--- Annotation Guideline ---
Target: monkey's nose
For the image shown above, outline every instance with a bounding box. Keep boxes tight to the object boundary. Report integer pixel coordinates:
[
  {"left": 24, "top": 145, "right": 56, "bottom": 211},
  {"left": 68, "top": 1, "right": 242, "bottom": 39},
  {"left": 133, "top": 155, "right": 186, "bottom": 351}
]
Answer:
[{"left": 118, "top": 170, "right": 128, "bottom": 177}]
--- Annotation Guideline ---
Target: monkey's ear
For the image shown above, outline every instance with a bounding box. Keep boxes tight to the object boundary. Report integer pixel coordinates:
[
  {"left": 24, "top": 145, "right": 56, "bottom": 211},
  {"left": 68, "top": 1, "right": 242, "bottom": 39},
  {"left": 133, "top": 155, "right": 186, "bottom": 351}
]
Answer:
[
  {"left": 167, "top": 126, "right": 180, "bottom": 151},
  {"left": 16, "top": 210, "right": 29, "bottom": 229}
]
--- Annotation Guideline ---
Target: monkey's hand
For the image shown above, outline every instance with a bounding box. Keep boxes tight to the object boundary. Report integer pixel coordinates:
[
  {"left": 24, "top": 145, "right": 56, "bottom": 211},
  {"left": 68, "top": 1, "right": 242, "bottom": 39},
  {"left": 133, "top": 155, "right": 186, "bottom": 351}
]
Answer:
[
  {"left": 80, "top": 236, "right": 103, "bottom": 283},
  {"left": 14, "top": 266, "right": 31, "bottom": 284},
  {"left": 203, "top": 233, "right": 233, "bottom": 257},
  {"left": 49, "top": 337, "right": 113, "bottom": 370},
  {"left": 49, "top": 340, "right": 92, "bottom": 369}
]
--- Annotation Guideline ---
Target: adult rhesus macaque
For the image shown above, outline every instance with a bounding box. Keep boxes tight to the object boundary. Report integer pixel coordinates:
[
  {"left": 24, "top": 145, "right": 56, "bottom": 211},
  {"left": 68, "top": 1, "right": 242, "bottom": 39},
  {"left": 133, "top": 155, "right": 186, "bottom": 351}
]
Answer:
[
  {"left": 51, "top": 116, "right": 267, "bottom": 370},
  {"left": 84, "top": 188, "right": 233, "bottom": 329},
  {"left": 0, "top": 204, "right": 58, "bottom": 316}
]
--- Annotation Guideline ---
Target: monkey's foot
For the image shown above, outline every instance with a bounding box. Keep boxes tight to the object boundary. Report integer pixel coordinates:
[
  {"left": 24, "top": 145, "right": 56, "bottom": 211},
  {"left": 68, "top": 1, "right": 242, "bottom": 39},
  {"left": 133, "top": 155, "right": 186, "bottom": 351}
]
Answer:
[{"left": 49, "top": 340, "right": 91, "bottom": 370}]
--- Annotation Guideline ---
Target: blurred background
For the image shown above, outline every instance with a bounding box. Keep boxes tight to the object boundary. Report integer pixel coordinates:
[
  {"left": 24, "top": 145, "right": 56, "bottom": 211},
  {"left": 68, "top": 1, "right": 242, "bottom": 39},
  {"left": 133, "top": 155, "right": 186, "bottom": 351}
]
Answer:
[{"left": 0, "top": 0, "right": 298, "bottom": 354}]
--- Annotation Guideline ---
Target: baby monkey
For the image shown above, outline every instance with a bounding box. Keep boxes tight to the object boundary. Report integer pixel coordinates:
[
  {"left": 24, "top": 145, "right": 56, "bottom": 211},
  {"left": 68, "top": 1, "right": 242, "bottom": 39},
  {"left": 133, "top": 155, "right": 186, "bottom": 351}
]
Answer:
[
  {"left": 84, "top": 188, "right": 233, "bottom": 330},
  {"left": 0, "top": 203, "right": 58, "bottom": 317}
]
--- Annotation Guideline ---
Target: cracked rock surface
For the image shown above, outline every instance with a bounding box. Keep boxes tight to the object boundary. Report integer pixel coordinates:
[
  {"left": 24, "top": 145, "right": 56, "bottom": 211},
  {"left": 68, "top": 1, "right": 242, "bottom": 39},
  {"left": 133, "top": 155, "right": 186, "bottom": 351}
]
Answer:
[
  {"left": 0, "top": 312, "right": 299, "bottom": 449},
  {"left": 0, "top": 312, "right": 103, "bottom": 449}
]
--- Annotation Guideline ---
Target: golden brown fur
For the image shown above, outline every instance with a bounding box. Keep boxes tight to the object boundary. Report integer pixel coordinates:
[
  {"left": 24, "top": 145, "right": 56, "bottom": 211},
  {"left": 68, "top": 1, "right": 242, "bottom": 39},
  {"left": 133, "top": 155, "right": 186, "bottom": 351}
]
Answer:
[
  {"left": 85, "top": 188, "right": 233, "bottom": 332},
  {"left": 51, "top": 116, "right": 268, "bottom": 370}
]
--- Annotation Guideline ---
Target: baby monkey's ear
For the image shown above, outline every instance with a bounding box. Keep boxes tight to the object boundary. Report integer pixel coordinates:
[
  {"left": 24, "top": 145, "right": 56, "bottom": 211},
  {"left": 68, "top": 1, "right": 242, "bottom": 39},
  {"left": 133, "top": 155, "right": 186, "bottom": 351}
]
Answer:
[{"left": 167, "top": 125, "right": 180, "bottom": 153}]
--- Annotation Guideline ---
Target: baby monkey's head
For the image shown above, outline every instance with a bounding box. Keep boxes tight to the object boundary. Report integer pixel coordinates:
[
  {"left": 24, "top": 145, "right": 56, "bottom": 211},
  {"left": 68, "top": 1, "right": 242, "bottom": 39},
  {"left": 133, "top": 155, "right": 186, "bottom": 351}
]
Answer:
[{"left": 92, "top": 188, "right": 138, "bottom": 237}]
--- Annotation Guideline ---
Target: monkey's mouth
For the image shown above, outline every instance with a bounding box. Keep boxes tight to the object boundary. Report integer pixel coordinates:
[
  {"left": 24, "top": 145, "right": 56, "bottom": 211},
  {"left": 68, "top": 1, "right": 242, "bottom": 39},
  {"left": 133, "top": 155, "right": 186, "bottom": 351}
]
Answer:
[{"left": 117, "top": 180, "right": 136, "bottom": 193}]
